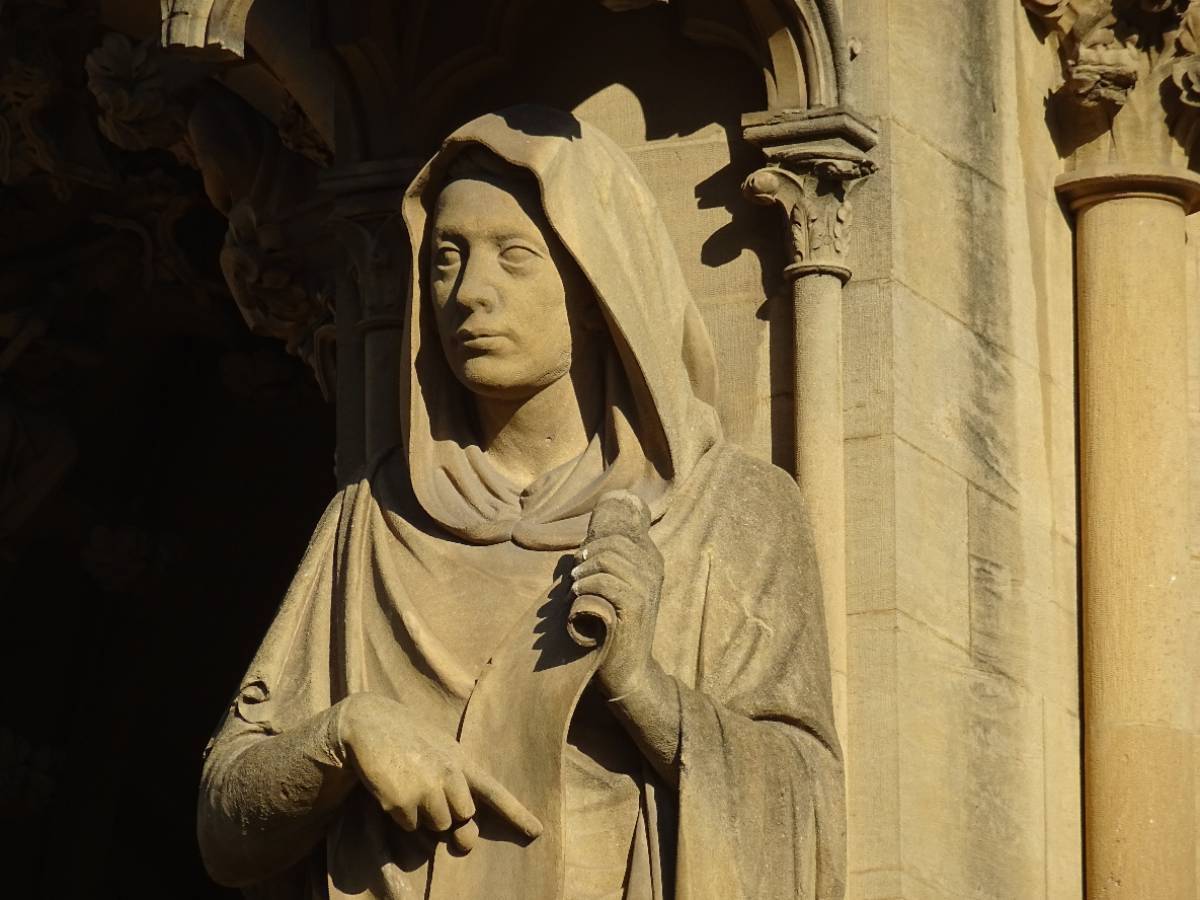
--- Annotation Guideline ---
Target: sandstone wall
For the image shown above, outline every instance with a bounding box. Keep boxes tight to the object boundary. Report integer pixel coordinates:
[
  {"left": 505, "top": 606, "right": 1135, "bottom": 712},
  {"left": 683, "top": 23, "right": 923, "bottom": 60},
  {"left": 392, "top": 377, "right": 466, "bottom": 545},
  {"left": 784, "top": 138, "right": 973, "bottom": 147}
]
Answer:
[{"left": 840, "top": 3, "right": 1082, "bottom": 897}]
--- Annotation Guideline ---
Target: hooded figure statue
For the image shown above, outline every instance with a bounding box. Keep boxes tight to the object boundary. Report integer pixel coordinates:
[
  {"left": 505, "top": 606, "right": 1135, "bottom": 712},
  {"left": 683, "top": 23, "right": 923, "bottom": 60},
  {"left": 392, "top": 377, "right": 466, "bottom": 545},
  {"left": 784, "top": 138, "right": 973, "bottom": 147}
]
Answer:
[{"left": 197, "top": 105, "right": 846, "bottom": 900}]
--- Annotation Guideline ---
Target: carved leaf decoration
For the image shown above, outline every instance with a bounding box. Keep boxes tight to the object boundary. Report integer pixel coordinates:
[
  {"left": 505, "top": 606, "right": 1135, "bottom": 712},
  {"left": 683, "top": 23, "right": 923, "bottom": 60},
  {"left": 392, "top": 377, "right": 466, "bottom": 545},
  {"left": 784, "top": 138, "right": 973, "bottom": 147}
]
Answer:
[
  {"left": 1172, "top": 57, "right": 1200, "bottom": 105},
  {"left": 833, "top": 203, "right": 850, "bottom": 256},
  {"left": 85, "top": 34, "right": 187, "bottom": 157},
  {"left": 1178, "top": 3, "right": 1200, "bottom": 54},
  {"left": 788, "top": 204, "right": 811, "bottom": 262},
  {"left": 277, "top": 95, "right": 332, "bottom": 167},
  {"left": 1022, "top": 0, "right": 1090, "bottom": 36},
  {"left": 1141, "top": 0, "right": 1186, "bottom": 12}
]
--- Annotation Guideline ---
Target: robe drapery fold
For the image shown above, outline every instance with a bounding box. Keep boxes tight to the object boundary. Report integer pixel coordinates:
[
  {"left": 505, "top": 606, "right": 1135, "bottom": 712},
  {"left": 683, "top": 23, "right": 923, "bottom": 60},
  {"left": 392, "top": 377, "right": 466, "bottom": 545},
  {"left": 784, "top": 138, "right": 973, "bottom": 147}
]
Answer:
[{"left": 199, "top": 106, "right": 845, "bottom": 900}]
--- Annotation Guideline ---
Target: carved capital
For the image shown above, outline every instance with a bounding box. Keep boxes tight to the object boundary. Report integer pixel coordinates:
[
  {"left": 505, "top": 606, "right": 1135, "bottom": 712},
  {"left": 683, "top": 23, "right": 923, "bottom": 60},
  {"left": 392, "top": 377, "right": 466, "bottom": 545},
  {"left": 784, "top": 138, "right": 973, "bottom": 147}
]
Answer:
[
  {"left": 322, "top": 161, "right": 421, "bottom": 332},
  {"left": 335, "top": 214, "right": 410, "bottom": 332},
  {"left": 740, "top": 106, "right": 876, "bottom": 282},
  {"left": 1024, "top": 0, "right": 1200, "bottom": 165},
  {"left": 743, "top": 161, "right": 874, "bottom": 282}
]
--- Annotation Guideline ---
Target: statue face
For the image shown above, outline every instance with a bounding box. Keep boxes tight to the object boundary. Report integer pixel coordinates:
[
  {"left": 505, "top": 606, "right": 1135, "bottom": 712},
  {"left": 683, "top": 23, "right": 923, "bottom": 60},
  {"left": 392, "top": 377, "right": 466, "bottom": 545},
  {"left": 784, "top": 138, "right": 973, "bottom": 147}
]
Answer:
[{"left": 429, "top": 175, "right": 592, "bottom": 400}]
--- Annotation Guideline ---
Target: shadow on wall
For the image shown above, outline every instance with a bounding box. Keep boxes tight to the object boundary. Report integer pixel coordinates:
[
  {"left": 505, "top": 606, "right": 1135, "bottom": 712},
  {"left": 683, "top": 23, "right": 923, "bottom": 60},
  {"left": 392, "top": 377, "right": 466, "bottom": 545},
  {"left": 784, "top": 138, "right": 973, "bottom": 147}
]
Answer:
[{"left": 414, "top": 1, "right": 790, "bottom": 466}]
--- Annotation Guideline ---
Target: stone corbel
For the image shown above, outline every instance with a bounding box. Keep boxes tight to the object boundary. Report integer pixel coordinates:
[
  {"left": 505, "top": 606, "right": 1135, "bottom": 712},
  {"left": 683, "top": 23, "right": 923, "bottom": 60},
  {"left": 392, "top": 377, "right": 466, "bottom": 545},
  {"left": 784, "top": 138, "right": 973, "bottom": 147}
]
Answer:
[
  {"left": 85, "top": 37, "right": 338, "bottom": 397},
  {"left": 740, "top": 106, "right": 877, "bottom": 750},
  {"left": 192, "top": 87, "right": 338, "bottom": 399}
]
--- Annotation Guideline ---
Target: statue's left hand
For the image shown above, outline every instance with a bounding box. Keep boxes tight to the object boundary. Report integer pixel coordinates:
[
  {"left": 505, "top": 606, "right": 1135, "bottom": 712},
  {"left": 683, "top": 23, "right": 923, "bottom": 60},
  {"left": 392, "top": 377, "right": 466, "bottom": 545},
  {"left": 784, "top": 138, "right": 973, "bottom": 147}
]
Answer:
[{"left": 571, "top": 491, "right": 664, "bottom": 699}]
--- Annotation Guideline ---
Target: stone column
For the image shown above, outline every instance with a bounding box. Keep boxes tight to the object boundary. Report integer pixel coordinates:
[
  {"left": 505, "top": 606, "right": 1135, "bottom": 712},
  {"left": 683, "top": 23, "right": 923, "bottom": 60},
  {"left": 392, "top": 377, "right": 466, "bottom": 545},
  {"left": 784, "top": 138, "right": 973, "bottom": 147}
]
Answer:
[
  {"left": 323, "top": 161, "right": 418, "bottom": 482},
  {"left": 1058, "top": 165, "right": 1200, "bottom": 900},
  {"left": 1022, "top": 2, "right": 1200, "bottom": 894},
  {"left": 742, "top": 110, "right": 876, "bottom": 745}
]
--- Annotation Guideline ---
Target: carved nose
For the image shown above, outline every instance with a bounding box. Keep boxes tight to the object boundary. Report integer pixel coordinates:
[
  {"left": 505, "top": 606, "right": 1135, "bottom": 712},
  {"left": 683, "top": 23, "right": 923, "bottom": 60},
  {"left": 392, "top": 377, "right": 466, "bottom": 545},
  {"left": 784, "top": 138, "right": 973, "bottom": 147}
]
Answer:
[{"left": 454, "top": 259, "right": 498, "bottom": 313}]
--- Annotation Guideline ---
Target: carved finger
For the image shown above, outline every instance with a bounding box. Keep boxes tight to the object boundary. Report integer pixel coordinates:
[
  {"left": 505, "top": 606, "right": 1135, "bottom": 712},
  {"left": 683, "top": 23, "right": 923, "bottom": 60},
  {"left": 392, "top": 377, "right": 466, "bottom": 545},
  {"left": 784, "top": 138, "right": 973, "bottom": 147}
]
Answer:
[
  {"left": 571, "top": 550, "right": 638, "bottom": 584},
  {"left": 579, "top": 533, "right": 639, "bottom": 561},
  {"left": 389, "top": 799, "right": 420, "bottom": 832},
  {"left": 443, "top": 768, "right": 476, "bottom": 823},
  {"left": 420, "top": 787, "right": 454, "bottom": 832},
  {"left": 571, "top": 572, "right": 629, "bottom": 607},
  {"left": 448, "top": 818, "right": 479, "bottom": 855},
  {"left": 463, "top": 761, "right": 543, "bottom": 840}
]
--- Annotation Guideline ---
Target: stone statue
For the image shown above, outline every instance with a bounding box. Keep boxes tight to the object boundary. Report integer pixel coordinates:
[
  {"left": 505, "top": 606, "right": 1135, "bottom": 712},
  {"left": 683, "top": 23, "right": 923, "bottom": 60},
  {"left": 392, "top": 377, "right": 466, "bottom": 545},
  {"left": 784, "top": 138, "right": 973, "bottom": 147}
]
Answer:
[{"left": 197, "top": 105, "right": 845, "bottom": 900}]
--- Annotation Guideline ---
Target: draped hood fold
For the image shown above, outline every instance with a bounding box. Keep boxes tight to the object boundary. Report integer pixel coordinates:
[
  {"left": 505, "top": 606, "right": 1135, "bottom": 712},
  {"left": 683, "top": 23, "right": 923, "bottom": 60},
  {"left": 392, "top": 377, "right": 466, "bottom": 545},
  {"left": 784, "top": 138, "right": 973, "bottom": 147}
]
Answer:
[{"left": 400, "top": 105, "right": 722, "bottom": 550}]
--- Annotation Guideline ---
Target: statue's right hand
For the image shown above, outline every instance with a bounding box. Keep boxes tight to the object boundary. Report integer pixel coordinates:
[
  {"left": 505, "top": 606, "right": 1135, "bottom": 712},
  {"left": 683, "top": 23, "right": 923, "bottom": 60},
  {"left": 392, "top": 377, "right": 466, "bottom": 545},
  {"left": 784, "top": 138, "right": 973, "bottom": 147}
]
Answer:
[{"left": 338, "top": 693, "right": 542, "bottom": 854}]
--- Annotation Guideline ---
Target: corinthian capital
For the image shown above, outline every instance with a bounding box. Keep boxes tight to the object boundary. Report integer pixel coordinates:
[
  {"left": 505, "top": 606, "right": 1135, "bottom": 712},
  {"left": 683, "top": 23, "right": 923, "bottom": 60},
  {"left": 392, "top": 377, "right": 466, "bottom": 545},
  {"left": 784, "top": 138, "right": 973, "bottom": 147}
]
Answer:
[
  {"left": 742, "top": 161, "right": 874, "bottom": 283},
  {"left": 740, "top": 107, "right": 877, "bottom": 282}
]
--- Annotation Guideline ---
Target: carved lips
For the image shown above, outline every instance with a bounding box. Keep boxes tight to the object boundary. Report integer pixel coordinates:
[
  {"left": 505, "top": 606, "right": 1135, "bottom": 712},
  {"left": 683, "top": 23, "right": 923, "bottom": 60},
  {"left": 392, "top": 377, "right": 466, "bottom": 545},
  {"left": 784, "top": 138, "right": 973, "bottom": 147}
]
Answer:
[{"left": 455, "top": 326, "right": 507, "bottom": 351}]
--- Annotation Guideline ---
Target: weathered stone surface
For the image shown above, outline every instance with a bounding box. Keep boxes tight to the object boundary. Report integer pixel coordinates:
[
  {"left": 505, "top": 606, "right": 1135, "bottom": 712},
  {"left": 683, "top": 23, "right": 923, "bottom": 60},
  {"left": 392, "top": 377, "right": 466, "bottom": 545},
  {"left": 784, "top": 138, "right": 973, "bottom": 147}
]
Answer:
[
  {"left": 888, "top": 0, "right": 1008, "bottom": 185},
  {"left": 840, "top": 3, "right": 1083, "bottom": 898},
  {"left": 896, "top": 439, "right": 970, "bottom": 647},
  {"left": 897, "top": 617, "right": 1046, "bottom": 899},
  {"left": 842, "top": 278, "right": 893, "bottom": 441},
  {"left": 846, "top": 606, "right": 902, "bottom": 897}
]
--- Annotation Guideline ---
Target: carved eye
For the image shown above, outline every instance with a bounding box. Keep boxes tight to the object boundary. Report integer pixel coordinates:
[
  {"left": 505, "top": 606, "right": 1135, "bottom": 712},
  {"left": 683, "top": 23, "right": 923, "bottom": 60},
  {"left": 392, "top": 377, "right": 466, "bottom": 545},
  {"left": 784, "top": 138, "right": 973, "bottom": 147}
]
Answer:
[
  {"left": 499, "top": 244, "right": 539, "bottom": 266},
  {"left": 434, "top": 244, "right": 462, "bottom": 270}
]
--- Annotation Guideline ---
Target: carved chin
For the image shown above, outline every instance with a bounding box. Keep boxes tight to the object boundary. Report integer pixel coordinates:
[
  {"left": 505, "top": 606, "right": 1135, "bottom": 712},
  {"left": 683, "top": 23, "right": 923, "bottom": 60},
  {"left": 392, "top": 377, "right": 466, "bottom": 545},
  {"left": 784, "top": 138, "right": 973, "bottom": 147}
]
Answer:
[{"left": 452, "top": 355, "right": 570, "bottom": 399}]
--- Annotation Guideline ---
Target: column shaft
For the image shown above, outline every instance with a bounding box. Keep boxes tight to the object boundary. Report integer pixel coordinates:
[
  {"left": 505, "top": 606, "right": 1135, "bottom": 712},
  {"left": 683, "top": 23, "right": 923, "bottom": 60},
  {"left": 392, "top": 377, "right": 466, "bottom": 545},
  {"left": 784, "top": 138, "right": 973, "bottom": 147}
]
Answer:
[
  {"left": 792, "top": 270, "right": 848, "bottom": 740},
  {"left": 335, "top": 269, "right": 366, "bottom": 485},
  {"left": 1074, "top": 191, "right": 1196, "bottom": 899}
]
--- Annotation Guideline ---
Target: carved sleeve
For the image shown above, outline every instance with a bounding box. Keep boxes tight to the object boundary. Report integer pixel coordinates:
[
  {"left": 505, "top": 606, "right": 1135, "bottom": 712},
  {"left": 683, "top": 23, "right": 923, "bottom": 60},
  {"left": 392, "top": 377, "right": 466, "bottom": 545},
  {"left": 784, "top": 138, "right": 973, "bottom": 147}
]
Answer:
[
  {"left": 196, "top": 488, "right": 355, "bottom": 887},
  {"left": 197, "top": 702, "right": 356, "bottom": 887}
]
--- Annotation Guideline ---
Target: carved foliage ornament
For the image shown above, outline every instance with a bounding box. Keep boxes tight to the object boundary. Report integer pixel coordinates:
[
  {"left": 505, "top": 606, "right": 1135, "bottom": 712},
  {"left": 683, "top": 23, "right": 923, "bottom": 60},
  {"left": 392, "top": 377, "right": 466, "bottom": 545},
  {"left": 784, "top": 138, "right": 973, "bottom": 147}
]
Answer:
[
  {"left": 0, "top": 2, "right": 119, "bottom": 196},
  {"left": 742, "top": 159, "right": 875, "bottom": 282},
  {"left": 1024, "top": 0, "right": 1200, "bottom": 158},
  {"left": 1024, "top": 0, "right": 1200, "bottom": 105},
  {"left": 1172, "top": 5, "right": 1200, "bottom": 105},
  {"left": 85, "top": 34, "right": 195, "bottom": 165},
  {"left": 220, "top": 200, "right": 337, "bottom": 399}
]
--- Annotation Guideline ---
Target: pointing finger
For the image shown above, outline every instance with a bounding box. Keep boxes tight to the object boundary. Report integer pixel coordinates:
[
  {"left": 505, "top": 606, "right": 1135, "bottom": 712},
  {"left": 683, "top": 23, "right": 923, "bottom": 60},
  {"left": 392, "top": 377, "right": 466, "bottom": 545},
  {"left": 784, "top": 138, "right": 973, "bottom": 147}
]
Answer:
[{"left": 463, "top": 761, "right": 543, "bottom": 840}]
